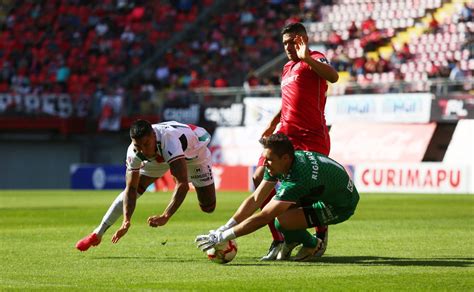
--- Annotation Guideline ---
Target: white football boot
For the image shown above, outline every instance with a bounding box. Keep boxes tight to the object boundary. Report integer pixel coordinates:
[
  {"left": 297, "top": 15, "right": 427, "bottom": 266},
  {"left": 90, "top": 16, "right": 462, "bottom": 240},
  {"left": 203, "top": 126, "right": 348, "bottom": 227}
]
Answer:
[
  {"left": 292, "top": 238, "right": 323, "bottom": 262},
  {"left": 260, "top": 240, "right": 284, "bottom": 261},
  {"left": 276, "top": 242, "right": 300, "bottom": 260}
]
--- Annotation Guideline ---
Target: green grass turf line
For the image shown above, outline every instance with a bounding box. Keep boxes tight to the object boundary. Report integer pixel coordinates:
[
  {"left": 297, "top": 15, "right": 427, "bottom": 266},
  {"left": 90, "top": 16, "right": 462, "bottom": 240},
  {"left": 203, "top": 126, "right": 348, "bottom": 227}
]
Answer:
[{"left": 0, "top": 191, "right": 473, "bottom": 290}]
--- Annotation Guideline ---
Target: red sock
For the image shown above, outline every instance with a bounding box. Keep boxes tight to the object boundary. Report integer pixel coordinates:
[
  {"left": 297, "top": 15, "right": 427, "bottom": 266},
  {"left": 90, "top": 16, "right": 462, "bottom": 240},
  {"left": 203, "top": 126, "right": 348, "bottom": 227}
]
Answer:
[
  {"left": 315, "top": 225, "right": 328, "bottom": 236},
  {"left": 260, "top": 188, "right": 284, "bottom": 241}
]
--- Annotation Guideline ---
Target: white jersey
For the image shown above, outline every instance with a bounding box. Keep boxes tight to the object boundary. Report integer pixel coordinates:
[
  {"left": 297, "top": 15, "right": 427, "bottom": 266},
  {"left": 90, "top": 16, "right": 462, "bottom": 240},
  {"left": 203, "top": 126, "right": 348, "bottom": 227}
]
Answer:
[{"left": 126, "top": 121, "right": 211, "bottom": 172}]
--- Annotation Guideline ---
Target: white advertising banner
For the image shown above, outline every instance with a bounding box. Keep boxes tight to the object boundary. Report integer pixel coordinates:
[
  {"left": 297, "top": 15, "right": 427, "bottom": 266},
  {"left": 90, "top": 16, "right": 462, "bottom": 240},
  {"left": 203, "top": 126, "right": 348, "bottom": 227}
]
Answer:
[
  {"left": 210, "top": 126, "right": 265, "bottom": 166},
  {"left": 330, "top": 123, "right": 436, "bottom": 164},
  {"left": 244, "top": 97, "right": 281, "bottom": 126},
  {"left": 326, "top": 93, "right": 433, "bottom": 124},
  {"left": 444, "top": 119, "right": 474, "bottom": 166},
  {"left": 354, "top": 163, "right": 471, "bottom": 194}
]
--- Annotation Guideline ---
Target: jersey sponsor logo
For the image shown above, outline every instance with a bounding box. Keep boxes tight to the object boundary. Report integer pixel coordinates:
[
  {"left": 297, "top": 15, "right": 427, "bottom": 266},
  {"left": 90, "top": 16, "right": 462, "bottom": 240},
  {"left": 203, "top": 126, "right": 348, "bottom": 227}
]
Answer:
[
  {"left": 191, "top": 170, "right": 213, "bottom": 183},
  {"left": 281, "top": 75, "right": 298, "bottom": 88},
  {"left": 321, "top": 203, "right": 337, "bottom": 223}
]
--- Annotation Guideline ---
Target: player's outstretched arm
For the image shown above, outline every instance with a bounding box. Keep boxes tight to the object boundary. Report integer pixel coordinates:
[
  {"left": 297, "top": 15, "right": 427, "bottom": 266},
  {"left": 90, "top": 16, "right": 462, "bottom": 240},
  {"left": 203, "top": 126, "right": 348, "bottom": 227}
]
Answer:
[
  {"left": 261, "top": 109, "right": 281, "bottom": 139},
  {"left": 294, "top": 35, "right": 339, "bottom": 83},
  {"left": 233, "top": 199, "right": 291, "bottom": 238},
  {"left": 229, "top": 180, "right": 277, "bottom": 225},
  {"left": 112, "top": 170, "right": 140, "bottom": 243},
  {"left": 148, "top": 158, "right": 189, "bottom": 227},
  {"left": 195, "top": 190, "right": 289, "bottom": 252}
]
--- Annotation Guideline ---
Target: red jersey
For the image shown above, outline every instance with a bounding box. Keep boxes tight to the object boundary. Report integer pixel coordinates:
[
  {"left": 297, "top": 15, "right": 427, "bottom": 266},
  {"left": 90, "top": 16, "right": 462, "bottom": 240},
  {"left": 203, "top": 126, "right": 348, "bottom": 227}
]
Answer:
[{"left": 279, "top": 50, "right": 331, "bottom": 155}]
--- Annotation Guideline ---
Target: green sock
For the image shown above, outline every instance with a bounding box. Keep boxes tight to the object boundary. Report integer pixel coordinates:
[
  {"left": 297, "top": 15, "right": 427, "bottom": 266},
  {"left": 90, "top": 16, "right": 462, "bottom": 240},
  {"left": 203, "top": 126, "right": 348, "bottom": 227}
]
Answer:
[{"left": 275, "top": 219, "right": 317, "bottom": 248}]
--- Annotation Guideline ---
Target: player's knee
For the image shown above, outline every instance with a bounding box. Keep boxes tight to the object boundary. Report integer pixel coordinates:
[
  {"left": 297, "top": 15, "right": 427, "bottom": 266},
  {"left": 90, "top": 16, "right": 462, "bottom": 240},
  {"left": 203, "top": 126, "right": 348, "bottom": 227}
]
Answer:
[
  {"left": 137, "top": 185, "right": 146, "bottom": 195},
  {"left": 200, "top": 201, "right": 216, "bottom": 213}
]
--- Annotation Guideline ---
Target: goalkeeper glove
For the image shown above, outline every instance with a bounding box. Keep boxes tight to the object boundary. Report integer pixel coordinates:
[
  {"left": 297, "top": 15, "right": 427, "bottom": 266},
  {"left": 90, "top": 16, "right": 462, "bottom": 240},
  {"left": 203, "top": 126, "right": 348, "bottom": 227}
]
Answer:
[
  {"left": 195, "top": 229, "right": 236, "bottom": 252},
  {"left": 216, "top": 217, "right": 238, "bottom": 232}
]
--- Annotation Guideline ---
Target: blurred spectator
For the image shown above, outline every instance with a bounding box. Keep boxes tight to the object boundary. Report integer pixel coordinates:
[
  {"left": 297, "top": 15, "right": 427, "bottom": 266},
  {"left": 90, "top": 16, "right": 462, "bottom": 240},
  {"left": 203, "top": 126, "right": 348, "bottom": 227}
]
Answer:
[
  {"left": 331, "top": 48, "right": 351, "bottom": 72},
  {"left": 449, "top": 62, "right": 466, "bottom": 92},
  {"left": 348, "top": 21, "right": 359, "bottom": 40},
  {"left": 427, "top": 13, "right": 440, "bottom": 34},
  {"left": 352, "top": 56, "right": 366, "bottom": 76},
  {"left": 361, "top": 16, "right": 376, "bottom": 35},
  {"left": 376, "top": 54, "right": 390, "bottom": 73},
  {"left": 427, "top": 62, "right": 442, "bottom": 79},
  {"left": 449, "top": 61, "right": 466, "bottom": 81},
  {"left": 364, "top": 57, "right": 377, "bottom": 74},
  {"left": 400, "top": 42, "right": 413, "bottom": 60},
  {"left": 460, "top": 3, "right": 472, "bottom": 22},
  {"left": 328, "top": 31, "right": 343, "bottom": 50},
  {"left": 214, "top": 77, "right": 228, "bottom": 88}
]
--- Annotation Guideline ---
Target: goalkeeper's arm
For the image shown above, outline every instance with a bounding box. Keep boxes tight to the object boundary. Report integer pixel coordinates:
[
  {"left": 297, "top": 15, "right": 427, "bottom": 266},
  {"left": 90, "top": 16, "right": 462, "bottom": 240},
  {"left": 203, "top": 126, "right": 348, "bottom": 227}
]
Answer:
[{"left": 219, "top": 180, "right": 277, "bottom": 231}]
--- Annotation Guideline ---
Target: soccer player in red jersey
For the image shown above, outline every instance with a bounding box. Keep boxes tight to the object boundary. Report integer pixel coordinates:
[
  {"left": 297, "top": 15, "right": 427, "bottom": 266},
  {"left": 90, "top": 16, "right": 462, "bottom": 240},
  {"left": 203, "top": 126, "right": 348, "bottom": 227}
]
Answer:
[{"left": 256, "top": 22, "right": 339, "bottom": 260}]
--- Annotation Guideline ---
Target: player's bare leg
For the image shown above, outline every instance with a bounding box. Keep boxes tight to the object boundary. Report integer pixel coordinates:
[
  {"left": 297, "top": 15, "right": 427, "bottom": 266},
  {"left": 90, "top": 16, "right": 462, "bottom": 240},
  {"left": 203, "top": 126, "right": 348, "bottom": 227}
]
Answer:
[
  {"left": 253, "top": 165, "right": 284, "bottom": 260},
  {"left": 75, "top": 175, "right": 156, "bottom": 251},
  {"left": 195, "top": 183, "right": 216, "bottom": 213}
]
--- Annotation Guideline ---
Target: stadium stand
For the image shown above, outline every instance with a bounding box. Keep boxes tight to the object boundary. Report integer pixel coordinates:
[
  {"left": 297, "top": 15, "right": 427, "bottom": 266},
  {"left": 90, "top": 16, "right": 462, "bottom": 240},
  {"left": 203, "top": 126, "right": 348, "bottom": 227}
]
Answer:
[{"left": 0, "top": 1, "right": 472, "bottom": 128}]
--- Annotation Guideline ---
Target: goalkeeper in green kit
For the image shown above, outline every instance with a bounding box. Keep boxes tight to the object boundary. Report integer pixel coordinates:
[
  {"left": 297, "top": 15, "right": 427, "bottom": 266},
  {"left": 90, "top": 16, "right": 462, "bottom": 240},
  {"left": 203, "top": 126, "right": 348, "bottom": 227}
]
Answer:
[{"left": 196, "top": 133, "right": 359, "bottom": 261}]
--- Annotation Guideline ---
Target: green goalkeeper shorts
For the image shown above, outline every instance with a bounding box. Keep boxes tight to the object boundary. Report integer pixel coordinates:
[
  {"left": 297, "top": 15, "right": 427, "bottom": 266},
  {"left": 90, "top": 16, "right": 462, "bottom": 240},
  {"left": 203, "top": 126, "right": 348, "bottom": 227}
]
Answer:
[{"left": 302, "top": 189, "right": 360, "bottom": 226}]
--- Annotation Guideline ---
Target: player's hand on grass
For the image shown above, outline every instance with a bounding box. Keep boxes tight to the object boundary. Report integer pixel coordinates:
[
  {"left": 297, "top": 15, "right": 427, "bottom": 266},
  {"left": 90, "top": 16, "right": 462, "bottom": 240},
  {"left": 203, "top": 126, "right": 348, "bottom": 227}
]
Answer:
[
  {"left": 111, "top": 220, "right": 130, "bottom": 243},
  {"left": 147, "top": 214, "right": 170, "bottom": 227}
]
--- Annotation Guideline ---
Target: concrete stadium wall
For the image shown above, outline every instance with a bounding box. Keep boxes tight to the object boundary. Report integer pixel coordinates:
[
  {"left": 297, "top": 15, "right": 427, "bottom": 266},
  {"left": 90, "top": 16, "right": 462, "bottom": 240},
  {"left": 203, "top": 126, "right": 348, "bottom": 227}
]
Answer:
[
  {"left": 0, "top": 141, "right": 81, "bottom": 189},
  {"left": 0, "top": 134, "right": 129, "bottom": 189}
]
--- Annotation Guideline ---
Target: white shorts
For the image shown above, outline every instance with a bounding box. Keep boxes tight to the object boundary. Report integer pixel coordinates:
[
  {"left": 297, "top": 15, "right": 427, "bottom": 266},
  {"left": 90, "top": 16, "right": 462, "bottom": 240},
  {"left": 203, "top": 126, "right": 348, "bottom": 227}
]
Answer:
[{"left": 139, "top": 147, "right": 214, "bottom": 188}]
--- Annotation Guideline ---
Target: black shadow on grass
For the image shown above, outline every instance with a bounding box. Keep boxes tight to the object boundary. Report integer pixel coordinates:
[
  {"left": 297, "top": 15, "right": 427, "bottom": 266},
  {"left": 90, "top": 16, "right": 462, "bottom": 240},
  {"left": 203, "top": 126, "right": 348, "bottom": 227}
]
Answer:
[
  {"left": 315, "top": 256, "right": 474, "bottom": 267},
  {"left": 90, "top": 256, "right": 473, "bottom": 267},
  {"left": 92, "top": 256, "right": 196, "bottom": 263},
  {"left": 91, "top": 256, "right": 271, "bottom": 265}
]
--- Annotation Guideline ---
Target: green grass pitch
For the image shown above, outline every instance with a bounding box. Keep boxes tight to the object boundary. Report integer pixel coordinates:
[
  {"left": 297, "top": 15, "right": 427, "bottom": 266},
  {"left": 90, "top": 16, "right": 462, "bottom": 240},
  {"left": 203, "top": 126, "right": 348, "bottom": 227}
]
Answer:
[{"left": 0, "top": 190, "right": 473, "bottom": 291}]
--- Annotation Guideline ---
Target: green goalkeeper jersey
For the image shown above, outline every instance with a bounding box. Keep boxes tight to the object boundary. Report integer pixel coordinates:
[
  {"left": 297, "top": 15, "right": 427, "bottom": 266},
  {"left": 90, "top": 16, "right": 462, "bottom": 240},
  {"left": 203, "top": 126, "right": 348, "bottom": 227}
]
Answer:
[{"left": 264, "top": 151, "right": 357, "bottom": 208}]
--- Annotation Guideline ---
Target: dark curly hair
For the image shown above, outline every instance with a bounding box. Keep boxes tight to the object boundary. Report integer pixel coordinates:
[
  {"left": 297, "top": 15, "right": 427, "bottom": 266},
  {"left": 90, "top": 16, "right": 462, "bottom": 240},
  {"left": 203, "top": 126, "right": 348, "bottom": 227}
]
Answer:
[
  {"left": 281, "top": 22, "right": 307, "bottom": 36},
  {"left": 260, "top": 133, "right": 295, "bottom": 159},
  {"left": 130, "top": 120, "right": 153, "bottom": 139}
]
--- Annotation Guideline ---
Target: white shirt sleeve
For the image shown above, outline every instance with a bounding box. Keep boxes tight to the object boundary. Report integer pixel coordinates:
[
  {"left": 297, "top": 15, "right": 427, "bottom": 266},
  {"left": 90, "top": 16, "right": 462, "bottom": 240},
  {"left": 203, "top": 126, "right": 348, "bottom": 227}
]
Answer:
[
  {"left": 126, "top": 144, "right": 143, "bottom": 172},
  {"left": 160, "top": 131, "right": 185, "bottom": 164}
]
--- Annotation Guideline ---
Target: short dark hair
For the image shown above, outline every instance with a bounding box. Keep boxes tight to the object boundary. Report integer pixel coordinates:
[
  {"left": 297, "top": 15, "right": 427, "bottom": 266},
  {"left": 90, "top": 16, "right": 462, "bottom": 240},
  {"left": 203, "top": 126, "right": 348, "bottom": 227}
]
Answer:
[
  {"left": 281, "top": 22, "right": 307, "bottom": 36},
  {"left": 260, "top": 133, "right": 295, "bottom": 159},
  {"left": 130, "top": 120, "right": 153, "bottom": 139}
]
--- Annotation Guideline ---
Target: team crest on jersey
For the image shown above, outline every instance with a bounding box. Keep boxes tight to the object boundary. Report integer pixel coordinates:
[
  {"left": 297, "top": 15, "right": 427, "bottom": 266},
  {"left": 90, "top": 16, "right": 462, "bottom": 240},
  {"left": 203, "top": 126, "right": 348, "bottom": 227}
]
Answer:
[{"left": 347, "top": 179, "right": 354, "bottom": 192}]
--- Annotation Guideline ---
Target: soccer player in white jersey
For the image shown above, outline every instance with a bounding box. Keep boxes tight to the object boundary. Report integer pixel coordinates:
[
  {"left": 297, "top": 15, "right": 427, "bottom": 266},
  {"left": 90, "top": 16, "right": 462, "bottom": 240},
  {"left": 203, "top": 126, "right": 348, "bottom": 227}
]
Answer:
[{"left": 76, "top": 119, "right": 216, "bottom": 251}]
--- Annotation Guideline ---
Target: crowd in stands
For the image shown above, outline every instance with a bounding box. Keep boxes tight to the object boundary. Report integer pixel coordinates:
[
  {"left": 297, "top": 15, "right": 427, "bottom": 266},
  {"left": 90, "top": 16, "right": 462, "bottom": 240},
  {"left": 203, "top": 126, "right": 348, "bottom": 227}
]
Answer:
[{"left": 0, "top": 0, "right": 472, "bottom": 120}]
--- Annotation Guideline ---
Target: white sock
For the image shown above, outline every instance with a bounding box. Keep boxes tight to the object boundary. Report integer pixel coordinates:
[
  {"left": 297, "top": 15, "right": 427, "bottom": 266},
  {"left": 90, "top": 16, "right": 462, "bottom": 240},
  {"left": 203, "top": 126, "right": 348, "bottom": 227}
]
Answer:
[{"left": 93, "top": 190, "right": 144, "bottom": 236}]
